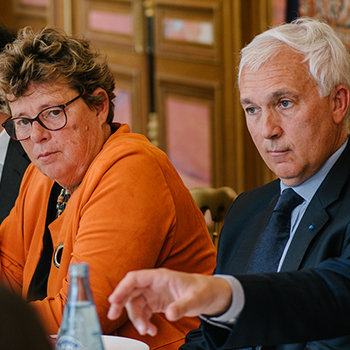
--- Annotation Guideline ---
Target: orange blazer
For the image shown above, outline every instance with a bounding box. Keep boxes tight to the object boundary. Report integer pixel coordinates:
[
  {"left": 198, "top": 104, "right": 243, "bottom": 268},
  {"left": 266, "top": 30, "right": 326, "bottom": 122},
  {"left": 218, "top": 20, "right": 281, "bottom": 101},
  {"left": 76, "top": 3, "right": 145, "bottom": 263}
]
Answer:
[{"left": 0, "top": 124, "right": 217, "bottom": 349}]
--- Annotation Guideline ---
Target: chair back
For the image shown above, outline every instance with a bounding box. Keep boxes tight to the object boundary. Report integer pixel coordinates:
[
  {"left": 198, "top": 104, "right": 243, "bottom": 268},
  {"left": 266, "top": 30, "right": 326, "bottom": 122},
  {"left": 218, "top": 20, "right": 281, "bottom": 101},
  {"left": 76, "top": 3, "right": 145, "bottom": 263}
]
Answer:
[{"left": 190, "top": 186, "right": 237, "bottom": 247}]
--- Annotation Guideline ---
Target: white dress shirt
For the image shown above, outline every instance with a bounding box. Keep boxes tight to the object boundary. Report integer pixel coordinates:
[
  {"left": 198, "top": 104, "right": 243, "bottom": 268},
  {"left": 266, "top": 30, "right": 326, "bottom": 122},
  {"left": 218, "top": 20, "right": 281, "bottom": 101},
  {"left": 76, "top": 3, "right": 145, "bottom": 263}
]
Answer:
[{"left": 0, "top": 129, "right": 10, "bottom": 180}]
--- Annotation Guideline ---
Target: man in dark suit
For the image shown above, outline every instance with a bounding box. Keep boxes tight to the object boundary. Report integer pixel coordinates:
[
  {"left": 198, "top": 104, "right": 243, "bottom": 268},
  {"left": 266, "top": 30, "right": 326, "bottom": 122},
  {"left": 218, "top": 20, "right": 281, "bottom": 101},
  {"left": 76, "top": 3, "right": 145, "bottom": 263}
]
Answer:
[
  {"left": 0, "top": 24, "right": 30, "bottom": 223},
  {"left": 107, "top": 17, "right": 350, "bottom": 349}
]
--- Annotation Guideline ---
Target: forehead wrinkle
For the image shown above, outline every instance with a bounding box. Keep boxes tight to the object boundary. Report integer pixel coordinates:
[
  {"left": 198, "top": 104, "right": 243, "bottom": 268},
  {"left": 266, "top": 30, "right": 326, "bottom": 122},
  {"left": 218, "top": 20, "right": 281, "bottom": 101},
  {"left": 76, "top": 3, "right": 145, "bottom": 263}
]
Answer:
[
  {"left": 11, "top": 101, "right": 53, "bottom": 119},
  {"left": 268, "top": 89, "right": 299, "bottom": 102},
  {"left": 9, "top": 85, "right": 72, "bottom": 119},
  {"left": 241, "top": 88, "right": 299, "bottom": 106}
]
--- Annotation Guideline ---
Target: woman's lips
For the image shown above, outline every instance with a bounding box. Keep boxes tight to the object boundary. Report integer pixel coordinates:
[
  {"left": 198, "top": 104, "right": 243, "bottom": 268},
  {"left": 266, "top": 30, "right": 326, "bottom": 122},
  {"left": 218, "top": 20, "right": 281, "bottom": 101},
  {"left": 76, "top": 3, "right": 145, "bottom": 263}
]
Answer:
[{"left": 38, "top": 151, "right": 59, "bottom": 161}]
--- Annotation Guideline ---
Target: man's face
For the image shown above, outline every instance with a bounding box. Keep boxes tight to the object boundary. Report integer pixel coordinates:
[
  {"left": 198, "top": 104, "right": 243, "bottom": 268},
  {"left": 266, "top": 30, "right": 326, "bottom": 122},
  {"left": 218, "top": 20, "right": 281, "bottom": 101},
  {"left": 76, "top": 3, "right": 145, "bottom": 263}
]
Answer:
[
  {"left": 240, "top": 47, "right": 347, "bottom": 186},
  {"left": 9, "top": 83, "right": 109, "bottom": 193}
]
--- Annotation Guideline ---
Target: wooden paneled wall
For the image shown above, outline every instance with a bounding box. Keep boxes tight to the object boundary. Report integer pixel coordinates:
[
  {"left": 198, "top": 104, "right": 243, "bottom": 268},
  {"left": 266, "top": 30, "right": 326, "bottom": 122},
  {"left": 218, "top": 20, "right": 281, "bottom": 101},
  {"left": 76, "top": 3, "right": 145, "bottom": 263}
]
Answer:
[{"left": 0, "top": 0, "right": 277, "bottom": 193}]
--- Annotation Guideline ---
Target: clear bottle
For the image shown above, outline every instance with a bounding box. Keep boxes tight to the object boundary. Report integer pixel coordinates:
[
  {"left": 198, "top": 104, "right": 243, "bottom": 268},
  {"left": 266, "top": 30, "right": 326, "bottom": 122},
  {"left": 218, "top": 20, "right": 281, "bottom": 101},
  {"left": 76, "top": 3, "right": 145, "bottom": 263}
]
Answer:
[{"left": 55, "top": 262, "right": 105, "bottom": 350}]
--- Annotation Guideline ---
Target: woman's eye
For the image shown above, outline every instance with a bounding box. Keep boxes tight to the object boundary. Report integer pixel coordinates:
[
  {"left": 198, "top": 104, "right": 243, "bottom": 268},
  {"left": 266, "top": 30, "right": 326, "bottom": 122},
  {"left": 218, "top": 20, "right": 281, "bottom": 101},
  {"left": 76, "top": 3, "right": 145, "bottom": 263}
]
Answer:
[
  {"left": 41, "top": 108, "right": 63, "bottom": 119},
  {"left": 49, "top": 109, "right": 62, "bottom": 117},
  {"left": 16, "top": 118, "right": 30, "bottom": 127}
]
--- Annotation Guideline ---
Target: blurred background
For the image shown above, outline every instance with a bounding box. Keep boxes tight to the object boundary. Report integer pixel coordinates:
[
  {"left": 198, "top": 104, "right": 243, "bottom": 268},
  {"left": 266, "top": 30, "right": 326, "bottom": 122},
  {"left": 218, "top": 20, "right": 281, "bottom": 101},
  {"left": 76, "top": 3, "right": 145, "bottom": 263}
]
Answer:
[{"left": 0, "top": 0, "right": 346, "bottom": 194}]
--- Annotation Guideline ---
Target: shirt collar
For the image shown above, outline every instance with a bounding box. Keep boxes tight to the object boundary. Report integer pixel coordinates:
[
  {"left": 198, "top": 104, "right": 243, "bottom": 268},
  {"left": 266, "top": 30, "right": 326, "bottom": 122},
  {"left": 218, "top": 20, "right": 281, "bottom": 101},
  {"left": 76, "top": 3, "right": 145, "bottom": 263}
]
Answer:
[{"left": 280, "top": 138, "right": 348, "bottom": 203}]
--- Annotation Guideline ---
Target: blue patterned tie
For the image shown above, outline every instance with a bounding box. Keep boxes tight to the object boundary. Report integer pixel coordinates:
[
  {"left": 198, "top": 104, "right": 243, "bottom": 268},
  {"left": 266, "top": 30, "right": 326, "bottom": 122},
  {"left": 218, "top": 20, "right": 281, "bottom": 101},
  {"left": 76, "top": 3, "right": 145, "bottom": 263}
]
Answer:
[{"left": 246, "top": 188, "right": 303, "bottom": 273}]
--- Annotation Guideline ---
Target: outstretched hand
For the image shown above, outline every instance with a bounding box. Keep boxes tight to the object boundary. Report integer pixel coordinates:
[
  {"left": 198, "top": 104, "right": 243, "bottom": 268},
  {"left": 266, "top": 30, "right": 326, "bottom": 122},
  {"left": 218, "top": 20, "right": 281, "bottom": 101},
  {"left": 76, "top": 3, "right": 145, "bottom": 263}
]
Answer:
[{"left": 107, "top": 268, "right": 232, "bottom": 337}]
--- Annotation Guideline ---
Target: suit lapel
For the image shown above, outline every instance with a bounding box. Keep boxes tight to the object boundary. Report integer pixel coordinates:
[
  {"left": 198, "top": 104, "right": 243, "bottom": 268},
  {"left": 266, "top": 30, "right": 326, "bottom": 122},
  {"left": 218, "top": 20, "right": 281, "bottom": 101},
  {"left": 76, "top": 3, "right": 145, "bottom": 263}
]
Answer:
[
  {"left": 0, "top": 139, "right": 31, "bottom": 222},
  {"left": 8, "top": 138, "right": 30, "bottom": 163},
  {"left": 224, "top": 189, "right": 280, "bottom": 274}
]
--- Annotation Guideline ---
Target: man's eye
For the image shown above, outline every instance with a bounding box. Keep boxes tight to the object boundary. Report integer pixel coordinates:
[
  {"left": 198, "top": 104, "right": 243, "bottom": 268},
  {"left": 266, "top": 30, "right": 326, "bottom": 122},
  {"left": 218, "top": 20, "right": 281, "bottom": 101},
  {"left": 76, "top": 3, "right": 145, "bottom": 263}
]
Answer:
[
  {"left": 246, "top": 107, "right": 256, "bottom": 114},
  {"left": 280, "top": 100, "right": 292, "bottom": 108}
]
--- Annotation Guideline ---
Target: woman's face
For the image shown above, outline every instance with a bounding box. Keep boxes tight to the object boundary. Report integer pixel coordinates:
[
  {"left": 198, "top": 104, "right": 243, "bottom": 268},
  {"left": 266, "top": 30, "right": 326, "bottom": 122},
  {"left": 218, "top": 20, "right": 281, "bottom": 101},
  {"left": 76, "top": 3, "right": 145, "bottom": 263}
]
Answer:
[{"left": 9, "top": 83, "right": 111, "bottom": 193}]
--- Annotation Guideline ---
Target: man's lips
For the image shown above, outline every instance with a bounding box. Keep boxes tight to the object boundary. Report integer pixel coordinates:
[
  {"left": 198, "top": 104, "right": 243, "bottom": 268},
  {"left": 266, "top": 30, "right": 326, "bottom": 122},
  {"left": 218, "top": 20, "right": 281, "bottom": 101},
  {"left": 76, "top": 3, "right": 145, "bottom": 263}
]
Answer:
[{"left": 268, "top": 149, "right": 290, "bottom": 156}]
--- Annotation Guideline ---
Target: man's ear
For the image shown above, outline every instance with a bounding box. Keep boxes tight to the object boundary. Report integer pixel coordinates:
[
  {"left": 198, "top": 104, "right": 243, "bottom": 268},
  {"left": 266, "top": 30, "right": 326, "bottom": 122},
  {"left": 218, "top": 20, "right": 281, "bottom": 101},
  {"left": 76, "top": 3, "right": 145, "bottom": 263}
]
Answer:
[
  {"left": 332, "top": 84, "right": 350, "bottom": 124},
  {"left": 92, "top": 88, "right": 110, "bottom": 124}
]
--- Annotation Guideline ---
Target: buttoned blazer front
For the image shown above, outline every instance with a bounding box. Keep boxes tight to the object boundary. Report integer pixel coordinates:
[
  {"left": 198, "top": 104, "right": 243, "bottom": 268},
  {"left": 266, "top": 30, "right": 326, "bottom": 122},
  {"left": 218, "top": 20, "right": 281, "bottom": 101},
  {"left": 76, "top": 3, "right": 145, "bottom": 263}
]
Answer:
[
  {"left": 183, "top": 138, "right": 350, "bottom": 350},
  {"left": 0, "top": 138, "right": 30, "bottom": 224}
]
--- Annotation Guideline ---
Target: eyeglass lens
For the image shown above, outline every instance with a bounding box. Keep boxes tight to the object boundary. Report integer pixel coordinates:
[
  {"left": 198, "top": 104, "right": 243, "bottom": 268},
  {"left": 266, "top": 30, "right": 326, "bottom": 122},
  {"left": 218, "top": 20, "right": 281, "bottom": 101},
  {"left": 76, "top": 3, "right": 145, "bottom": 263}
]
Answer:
[
  {"left": 5, "top": 106, "right": 66, "bottom": 141},
  {"left": 3, "top": 93, "right": 83, "bottom": 141}
]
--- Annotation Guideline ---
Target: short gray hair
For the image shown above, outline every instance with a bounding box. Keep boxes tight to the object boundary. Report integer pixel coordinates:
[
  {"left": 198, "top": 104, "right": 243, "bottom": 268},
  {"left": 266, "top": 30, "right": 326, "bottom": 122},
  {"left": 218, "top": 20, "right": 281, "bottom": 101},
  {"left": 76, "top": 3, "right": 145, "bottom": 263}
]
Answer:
[{"left": 238, "top": 17, "right": 350, "bottom": 101}]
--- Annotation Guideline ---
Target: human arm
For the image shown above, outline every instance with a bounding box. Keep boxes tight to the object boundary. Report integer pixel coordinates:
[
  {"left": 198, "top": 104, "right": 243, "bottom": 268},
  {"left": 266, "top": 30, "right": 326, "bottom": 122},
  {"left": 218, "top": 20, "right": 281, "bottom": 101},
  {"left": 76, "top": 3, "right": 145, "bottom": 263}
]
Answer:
[
  {"left": 107, "top": 268, "right": 233, "bottom": 336},
  {"left": 201, "top": 259, "right": 350, "bottom": 349}
]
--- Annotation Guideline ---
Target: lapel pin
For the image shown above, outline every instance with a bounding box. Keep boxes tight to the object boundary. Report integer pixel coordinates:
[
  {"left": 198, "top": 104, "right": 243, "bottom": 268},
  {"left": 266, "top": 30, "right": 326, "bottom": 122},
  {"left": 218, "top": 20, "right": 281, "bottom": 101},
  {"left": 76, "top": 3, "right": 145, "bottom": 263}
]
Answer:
[{"left": 309, "top": 225, "right": 314, "bottom": 230}]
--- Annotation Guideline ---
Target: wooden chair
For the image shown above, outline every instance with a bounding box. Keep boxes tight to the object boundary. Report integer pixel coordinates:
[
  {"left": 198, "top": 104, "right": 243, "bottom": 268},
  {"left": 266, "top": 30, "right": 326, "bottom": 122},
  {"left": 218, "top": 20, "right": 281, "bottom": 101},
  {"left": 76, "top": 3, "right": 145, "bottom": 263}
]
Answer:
[{"left": 190, "top": 186, "right": 237, "bottom": 248}]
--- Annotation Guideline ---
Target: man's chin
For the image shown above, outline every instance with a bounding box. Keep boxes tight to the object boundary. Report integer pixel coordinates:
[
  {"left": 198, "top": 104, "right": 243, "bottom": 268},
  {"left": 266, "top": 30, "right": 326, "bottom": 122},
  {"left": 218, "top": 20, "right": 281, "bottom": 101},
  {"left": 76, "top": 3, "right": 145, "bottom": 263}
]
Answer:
[{"left": 273, "top": 167, "right": 303, "bottom": 186}]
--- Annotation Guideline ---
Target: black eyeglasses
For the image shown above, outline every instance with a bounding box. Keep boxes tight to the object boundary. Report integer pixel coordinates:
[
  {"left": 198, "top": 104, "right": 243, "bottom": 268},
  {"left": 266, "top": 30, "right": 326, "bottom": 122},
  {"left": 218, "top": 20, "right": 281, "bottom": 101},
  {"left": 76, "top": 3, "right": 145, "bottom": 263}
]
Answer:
[{"left": 2, "top": 93, "right": 84, "bottom": 141}]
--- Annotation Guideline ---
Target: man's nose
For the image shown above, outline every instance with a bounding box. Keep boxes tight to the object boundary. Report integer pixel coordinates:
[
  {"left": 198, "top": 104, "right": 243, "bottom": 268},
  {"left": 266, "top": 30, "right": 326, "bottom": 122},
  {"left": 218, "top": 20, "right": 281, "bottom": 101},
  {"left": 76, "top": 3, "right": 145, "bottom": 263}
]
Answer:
[{"left": 261, "top": 109, "right": 282, "bottom": 139}]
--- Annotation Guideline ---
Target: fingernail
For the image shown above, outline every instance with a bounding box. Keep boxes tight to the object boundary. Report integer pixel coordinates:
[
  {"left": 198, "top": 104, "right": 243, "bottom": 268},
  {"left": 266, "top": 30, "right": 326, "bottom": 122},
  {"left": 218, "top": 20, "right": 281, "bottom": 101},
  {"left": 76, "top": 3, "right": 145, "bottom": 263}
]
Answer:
[{"left": 137, "top": 326, "right": 146, "bottom": 336}]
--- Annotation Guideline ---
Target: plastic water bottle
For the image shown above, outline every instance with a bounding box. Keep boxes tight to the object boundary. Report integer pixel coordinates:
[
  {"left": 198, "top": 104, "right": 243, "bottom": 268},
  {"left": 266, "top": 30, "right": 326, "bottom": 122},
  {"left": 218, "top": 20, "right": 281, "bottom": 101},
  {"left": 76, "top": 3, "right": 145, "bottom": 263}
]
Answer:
[{"left": 55, "top": 262, "right": 105, "bottom": 350}]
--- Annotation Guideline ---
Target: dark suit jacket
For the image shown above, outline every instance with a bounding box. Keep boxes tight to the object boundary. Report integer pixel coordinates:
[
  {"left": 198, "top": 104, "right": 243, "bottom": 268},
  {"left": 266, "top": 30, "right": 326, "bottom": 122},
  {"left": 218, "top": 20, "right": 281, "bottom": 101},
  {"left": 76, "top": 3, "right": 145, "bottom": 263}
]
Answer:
[
  {"left": 182, "top": 139, "right": 350, "bottom": 350},
  {"left": 0, "top": 138, "right": 30, "bottom": 224}
]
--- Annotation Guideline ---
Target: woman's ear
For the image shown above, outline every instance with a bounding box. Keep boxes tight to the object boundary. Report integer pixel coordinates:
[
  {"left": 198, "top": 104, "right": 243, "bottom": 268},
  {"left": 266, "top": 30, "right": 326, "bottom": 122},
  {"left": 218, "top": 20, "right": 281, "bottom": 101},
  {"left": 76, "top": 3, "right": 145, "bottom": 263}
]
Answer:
[
  {"left": 332, "top": 84, "right": 350, "bottom": 124},
  {"left": 92, "top": 88, "right": 110, "bottom": 124}
]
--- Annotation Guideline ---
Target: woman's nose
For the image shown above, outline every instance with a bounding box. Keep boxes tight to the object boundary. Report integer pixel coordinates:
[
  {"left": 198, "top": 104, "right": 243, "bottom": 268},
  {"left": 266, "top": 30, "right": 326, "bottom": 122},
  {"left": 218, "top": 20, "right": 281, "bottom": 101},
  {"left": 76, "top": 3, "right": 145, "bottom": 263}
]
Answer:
[{"left": 29, "top": 120, "right": 50, "bottom": 143}]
